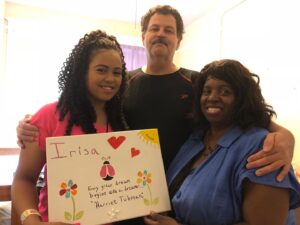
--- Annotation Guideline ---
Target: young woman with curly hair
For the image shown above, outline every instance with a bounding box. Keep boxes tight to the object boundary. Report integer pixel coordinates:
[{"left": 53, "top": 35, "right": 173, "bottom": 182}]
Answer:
[{"left": 12, "top": 29, "right": 128, "bottom": 225}]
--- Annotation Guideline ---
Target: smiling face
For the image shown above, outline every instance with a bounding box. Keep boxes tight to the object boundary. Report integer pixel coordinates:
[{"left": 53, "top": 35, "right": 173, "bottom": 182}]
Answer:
[
  {"left": 86, "top": 49, "right": 122, "bottom": 107},
  {"left": 200, "top": 77, "right": 236, "bottom": 129},
  {"left": 142, "top": 13, "right": 181, "bottom": 61}
]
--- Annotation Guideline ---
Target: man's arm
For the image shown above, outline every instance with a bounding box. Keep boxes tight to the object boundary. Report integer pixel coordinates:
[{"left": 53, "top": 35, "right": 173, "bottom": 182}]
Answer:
[
  {"left": 16, "top": 115, "right": 39, "bottom": 149},
  {"left": 246, "top": 121, "right": 295, "bottom": 181}
]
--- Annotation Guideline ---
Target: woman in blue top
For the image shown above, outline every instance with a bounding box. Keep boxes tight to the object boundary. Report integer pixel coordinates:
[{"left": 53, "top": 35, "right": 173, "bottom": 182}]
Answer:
[{"left": 144, "top": 59, "right": 300, "bottom": 225}]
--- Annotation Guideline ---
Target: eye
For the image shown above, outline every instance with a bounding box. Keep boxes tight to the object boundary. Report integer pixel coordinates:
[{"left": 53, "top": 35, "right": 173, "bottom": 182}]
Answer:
[
  {"left": 149, "top": 27, "right": 159, "bottom": 32},
  {"left": 96, "top": 67, "right": 107, "bottom": 73},
  {"left": 202, "top": 88, "right": 211, "bottom": 96},
  {"left": 219, "top": 87, "right": 233, "bottom": 96},
  {"left": 165, "top": 28, "right": 174, "bottom": 34},
  {"left": 113, "top": 70, "right": 122, "bottom": 77}
]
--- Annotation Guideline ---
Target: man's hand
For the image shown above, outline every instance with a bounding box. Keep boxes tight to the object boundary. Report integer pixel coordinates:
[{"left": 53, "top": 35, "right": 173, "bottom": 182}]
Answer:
[
  {"left": 16, "top": 114, "right": 39, "bottom": 149},
  {"left": 246, "top": 132, "right": 294, "bottom": 182},
  {"left": 144, "top": 211, "right": 180, "bottom": 225}
]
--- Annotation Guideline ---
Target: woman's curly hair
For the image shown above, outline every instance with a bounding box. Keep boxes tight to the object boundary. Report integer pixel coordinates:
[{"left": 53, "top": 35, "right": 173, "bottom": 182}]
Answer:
[
  {"left": 193, "top": 59, "right": 276, "bottom": 131},
  {"left": 57, "top": 30, "right": 129, "bottom": 135}
]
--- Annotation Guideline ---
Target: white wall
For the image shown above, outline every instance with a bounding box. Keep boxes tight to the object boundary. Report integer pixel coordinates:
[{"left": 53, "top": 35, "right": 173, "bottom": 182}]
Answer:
[
  {"left": 174, "top": 4, "right": 220, "bottom": 70},
  {"left": 177, "top": 0, "right": 300, "bottom": 164},
  {"left": 0, "top": 0, "right": 5, "bottom": 82}
]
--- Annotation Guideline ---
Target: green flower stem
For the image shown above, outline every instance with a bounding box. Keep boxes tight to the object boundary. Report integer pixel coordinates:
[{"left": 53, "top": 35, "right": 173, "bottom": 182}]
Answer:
[
  {"left": 71, "top": 196, "right": 76, "bottom": 221},
  {"left": 146, "top": 184, "right": 153, "bottom": 204}
]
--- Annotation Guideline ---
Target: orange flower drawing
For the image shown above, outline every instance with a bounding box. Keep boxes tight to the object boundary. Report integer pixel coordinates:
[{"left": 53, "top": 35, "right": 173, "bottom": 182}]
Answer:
[
  {"left": 137, "top": 170, "right": 152, "bottom": 186},
  {"left": 59, "top": 179, "right": 84, "bottom": 222},
  {"left": 59, "top": 180, "right": 78, "bottom": 198},
  {"left": 136, "top": 170, "right": 159, "bottom": 206}
]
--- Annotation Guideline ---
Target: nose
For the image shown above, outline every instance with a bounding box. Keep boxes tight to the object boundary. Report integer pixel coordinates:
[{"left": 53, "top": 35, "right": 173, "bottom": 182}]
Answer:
[
  {"left": 157, "top": 28, "right": 166, "bottom": 37},
  {"left": 207, "top": 91, "right": 220, "bottom": 101},
  {"left": 104, "top": 72, "right": 115, "bottom": 82}
]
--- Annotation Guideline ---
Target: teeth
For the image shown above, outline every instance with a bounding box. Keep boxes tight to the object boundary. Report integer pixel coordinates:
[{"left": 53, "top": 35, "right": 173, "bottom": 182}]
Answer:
[
  {"left": 101, "top": 86, "right": 113, "bottom": 90},
  {"left": 207, "top": 108, "right": 220, "bottom": 113}
]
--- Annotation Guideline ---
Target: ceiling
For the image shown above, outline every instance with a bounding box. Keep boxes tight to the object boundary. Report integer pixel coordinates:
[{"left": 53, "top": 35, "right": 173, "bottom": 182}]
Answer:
[{"left": 5, "top": 0, "right": 223, "bottom": 26}]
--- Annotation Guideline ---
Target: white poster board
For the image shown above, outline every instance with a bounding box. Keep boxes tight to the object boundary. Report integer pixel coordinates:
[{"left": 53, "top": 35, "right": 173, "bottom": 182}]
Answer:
[{"left": 46, "top": 129, "right": 171, "bottom": 225}]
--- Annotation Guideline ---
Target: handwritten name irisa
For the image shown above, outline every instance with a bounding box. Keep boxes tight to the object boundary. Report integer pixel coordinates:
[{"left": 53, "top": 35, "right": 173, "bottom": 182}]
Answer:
[{"left": 49, "top": 142, "right": 100, "bottom": 159}]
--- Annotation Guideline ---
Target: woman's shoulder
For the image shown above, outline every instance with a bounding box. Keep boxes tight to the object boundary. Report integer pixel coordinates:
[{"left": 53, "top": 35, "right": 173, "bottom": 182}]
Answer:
[
  {"left": 31, "top": 101, "right": 59, "bottom": 124},
  {"left": 241, "top": 127, "right": 269, "bottom": 141},
  {"left": 36, "top": 101, "right": 58, "bottom": 113},
  {"left": 224, "top": 127, "right": 269, "bottom": 161}
]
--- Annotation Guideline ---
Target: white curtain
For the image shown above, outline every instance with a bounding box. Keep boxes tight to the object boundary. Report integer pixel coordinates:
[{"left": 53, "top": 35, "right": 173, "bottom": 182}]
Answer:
[{"left": 121, "top": 44, "right": 146, "bottom": 71}]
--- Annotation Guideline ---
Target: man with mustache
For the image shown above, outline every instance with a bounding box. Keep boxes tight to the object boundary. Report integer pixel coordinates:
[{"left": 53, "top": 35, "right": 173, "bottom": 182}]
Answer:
[{"left": 123, "top": 5, "right": 199, "bottom": 170}]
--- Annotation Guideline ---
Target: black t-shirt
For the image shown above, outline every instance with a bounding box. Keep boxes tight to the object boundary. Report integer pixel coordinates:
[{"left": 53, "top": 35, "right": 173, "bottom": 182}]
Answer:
[
  {"left": 123, "top": 68, "right": 199, "bottom": 169},
  {"left": 118, "top": 67, "right": 199, "bottom": 225}
]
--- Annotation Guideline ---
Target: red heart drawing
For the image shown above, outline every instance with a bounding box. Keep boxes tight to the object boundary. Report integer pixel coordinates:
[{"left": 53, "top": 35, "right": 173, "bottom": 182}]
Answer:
[
  {"left": 131, "top": 147, "right": 140, "bottom": 158},
  {"left": 107, "top": 136, "right": 126, "bottom": 149}
]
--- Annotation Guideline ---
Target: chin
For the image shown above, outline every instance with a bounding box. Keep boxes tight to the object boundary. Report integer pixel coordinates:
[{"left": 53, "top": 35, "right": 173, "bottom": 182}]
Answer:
[
  {"left": 152, "top": 49, "right": 167, "bottom": 56},
  {"left": 93, "top": 96, "right": 114, "bottom": 103}
]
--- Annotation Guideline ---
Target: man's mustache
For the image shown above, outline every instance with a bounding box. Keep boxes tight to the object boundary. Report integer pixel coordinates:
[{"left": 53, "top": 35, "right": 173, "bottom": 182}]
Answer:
[{"left": 152, "top": 38, "right": 167, "bottom": 45}]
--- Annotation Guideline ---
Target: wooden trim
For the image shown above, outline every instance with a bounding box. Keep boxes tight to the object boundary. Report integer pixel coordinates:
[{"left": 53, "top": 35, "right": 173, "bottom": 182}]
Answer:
[
  {"left": 0, "top": 148, "right": 21, "bottom": 155},
  {"left": 0, "top": 185, "right": 11, "bottom": 201},
  {"left": 0, "top": 185, "right": 22, "bottom": 225}
]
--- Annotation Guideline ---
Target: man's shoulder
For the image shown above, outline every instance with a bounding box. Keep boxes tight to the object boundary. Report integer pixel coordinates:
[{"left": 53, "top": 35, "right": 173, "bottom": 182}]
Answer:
[
  {"left": 179, "top": 68, "right": 200, "bottom": 82},
  {"left": 179, "top": 67, "right": 200, "bottom": 75},
  {"left": 127, "top": 68, "right": 144, "bottom": 79}
]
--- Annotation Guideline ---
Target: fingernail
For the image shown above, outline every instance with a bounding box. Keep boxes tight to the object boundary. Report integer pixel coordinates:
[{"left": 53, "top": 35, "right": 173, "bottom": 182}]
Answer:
[
  {"left": 246, "top": 163, "right": 252, "bottom": 169},
  {"left": 255, "top": 171, "right": 262, "bottom": 176},
  {"left": 246, "top": 156, "right": 252, "bottom": 162}
]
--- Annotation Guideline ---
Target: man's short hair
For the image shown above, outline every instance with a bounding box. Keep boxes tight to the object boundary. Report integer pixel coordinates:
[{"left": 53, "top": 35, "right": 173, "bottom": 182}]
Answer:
[{"left": 141, "top": 5, "right": 185, "bottom": 40}]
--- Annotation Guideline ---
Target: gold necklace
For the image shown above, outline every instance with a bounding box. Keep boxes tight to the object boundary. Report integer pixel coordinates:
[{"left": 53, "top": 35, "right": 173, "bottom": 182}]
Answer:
[
  {"left": 202, "top": 145, "right": 215, "bottom": 157},
  {"left": 202, "top": 131, "right": 217, "bottom": 157}
]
